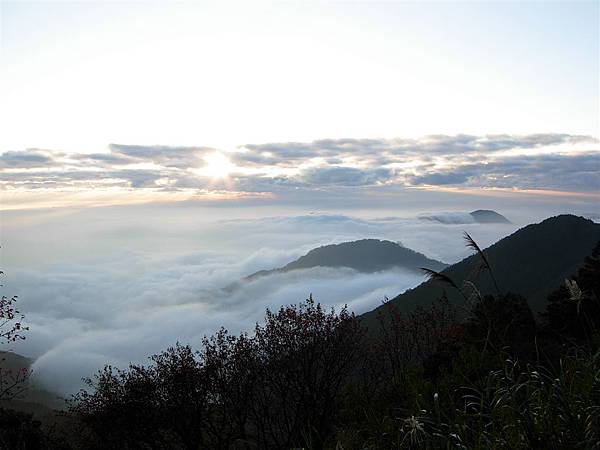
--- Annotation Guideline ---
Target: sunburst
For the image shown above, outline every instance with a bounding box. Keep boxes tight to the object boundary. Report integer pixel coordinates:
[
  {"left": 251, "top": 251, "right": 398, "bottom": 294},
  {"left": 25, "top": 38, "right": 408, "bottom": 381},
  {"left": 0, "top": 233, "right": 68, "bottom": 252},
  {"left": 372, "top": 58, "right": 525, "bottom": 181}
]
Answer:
[{"left": 198, "top": 152, "right": 234, "bottom": 179}]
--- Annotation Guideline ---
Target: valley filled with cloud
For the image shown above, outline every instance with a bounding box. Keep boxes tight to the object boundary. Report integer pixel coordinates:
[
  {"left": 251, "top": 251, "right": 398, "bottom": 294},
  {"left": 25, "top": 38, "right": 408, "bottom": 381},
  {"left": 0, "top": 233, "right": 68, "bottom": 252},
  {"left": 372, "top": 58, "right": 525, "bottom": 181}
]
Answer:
[{"left": 3, "top": 206, "right": 524, "bottom": 395}]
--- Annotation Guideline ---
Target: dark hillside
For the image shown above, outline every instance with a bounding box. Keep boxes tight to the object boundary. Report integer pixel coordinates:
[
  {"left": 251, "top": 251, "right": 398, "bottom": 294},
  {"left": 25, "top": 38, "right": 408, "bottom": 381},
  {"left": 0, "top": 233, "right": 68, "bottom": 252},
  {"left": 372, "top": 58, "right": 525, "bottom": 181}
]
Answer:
[
  {"left": 361, "top": 215, "right": 600, "bottom": 325},
  {"left": 470, "top": 209, "right": 511, "bottom": 223},
  {"left": 0, "top": 351, "right": 64, "bottom": 415},
  {"left": 240, "top": 239, "right": 447, "bottom": 287},
  {"left": 282, "top": 239, "right": 447, "bottom": 273}
]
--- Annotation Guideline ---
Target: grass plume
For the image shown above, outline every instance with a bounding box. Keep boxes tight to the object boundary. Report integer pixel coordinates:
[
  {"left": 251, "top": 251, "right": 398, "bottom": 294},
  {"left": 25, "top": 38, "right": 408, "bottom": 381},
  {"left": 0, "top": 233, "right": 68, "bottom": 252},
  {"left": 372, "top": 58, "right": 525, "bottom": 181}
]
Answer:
[{"left": 463, "top": 231, "right": 501, "bottom": 293}]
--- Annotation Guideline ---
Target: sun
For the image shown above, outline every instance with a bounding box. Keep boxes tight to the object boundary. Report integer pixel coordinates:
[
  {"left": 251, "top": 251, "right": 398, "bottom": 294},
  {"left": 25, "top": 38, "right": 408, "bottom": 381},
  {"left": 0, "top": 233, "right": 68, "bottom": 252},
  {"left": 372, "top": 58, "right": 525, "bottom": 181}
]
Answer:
[{"left": 199, "top": 152, "right": 235, "bottom": 179}]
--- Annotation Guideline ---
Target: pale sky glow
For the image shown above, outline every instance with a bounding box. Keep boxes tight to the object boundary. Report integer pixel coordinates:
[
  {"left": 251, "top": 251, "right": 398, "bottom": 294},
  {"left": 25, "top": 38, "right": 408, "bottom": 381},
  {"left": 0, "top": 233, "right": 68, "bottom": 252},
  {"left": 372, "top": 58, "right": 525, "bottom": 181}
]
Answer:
[
  {"left": 0, "top": 1, "right": 599, "bottom": 210},
  {"left": 1, "top": 1, "right": 598, "bottom": 154}
]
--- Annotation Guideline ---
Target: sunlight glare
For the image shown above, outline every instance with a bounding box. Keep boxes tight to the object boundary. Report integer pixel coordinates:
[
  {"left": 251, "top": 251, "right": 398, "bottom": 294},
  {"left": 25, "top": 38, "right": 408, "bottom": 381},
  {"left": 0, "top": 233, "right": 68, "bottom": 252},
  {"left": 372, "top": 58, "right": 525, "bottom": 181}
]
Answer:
[{"left": 199, "top": 152, "right": 235, "bottom": 179}]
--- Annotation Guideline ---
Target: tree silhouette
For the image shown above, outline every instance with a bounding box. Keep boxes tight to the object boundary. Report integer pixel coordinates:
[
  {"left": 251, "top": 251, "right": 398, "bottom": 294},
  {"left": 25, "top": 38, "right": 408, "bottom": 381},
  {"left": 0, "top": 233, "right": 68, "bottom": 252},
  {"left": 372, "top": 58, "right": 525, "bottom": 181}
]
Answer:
[{"left": 0, "top": 270, "right": 30, "bottom": 401}]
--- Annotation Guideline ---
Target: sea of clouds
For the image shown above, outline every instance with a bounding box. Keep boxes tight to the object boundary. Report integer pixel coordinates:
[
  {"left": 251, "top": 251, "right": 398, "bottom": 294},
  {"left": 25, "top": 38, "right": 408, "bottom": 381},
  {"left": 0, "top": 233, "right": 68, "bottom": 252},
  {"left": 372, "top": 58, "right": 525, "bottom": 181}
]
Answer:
[{"left": 0, "top": 203, "right": 555, "bottom": 396}]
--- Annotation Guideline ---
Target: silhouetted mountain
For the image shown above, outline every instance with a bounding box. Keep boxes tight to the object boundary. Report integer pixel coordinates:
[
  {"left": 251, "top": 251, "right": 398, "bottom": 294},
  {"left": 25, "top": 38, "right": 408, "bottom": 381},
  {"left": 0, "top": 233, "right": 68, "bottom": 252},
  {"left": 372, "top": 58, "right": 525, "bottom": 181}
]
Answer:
[
  {"left": 243, "top": 239, "right": 447, "bottom": 284},
  {"left": 470, "top": 209, "right": 511, "bottom": 223},
  {"left": 0, "top": 351, "right": 30, "bottom": 372},
  {"left": 419, "top": 210, "right": 511, "bottom": 224},
  {"left": 0, "top": 351, "right": 64, "bottom": 416},
  {"left": 361, "top": 215, "right": 600, "bottom": 325}
]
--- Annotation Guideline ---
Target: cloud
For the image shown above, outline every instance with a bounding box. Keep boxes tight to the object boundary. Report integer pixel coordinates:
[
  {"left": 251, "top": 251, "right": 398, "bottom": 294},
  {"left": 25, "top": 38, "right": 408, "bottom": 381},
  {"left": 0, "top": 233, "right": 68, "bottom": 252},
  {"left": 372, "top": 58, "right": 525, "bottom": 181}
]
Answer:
[
  {"left": 2, "top": 206, "right": 522, "bottom": 395},
  {"left": 109, "top": 169, "right": 166, "bottom": 189},
  {"left": 0, "top": 149, "right": 57, "bottom": 168},
  {"left": 408, "top": 152, "right": 600, "bottom": 192},
  {"left": 418, "top": 212, "right": 476, "bottom": 224},
  {"left": 20, "top": 249, "right": 424, "bottom": 396},
  {"left": 412, "top": 172, "right": 469, "bottom": 185},
  {"left": 300, "top": 166, "right": 394, "bottom": 186},
  {"left": 1, "top": 134, "right": 598, "bottom": 204},
  {"left": 237, "top": 134, "right": 596, "bottom": 166},
  {"left": 108, "top": 144, "right": 216, "bottom": 169},
  {"left": 28, "top": 265, "right": 422, "bottom": 395}
]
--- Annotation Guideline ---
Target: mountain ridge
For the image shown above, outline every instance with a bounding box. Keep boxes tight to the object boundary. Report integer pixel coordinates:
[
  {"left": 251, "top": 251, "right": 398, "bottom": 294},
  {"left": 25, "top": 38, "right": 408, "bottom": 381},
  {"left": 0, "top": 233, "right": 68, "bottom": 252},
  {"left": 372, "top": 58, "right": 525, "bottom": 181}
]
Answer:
[
  {"left": 419, "top": 209, "right": 511, "bottom": 224},
  {"left": 360, "top": 214, "right": 600, "bottom": 325},
  {"left": 470, "top": 209, "right": 512, "bottom": 224},
  {"left": 237, "top": 239, "right": 447, "bottom": 287},
  {"left": 0, "top": 351, "right": 65, "bottom": 416}
]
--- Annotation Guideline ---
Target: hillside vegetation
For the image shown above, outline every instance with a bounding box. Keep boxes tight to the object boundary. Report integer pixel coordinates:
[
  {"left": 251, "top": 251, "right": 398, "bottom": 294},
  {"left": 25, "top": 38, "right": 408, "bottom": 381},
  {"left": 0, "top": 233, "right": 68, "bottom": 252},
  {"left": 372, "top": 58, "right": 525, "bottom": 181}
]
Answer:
[{"left": 362, "top": 215, "right": 600, "bottom": 325}]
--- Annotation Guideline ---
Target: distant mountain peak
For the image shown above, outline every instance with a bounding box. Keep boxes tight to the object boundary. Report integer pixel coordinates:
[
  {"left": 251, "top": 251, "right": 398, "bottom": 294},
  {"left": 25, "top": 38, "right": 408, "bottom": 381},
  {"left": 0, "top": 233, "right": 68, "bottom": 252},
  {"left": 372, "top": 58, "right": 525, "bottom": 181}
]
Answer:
[
  {"left": 419, "top": 210, "right": 511, "bottom": 224},
  {"left": 241, "top": 239, "right": 447, "bottom": 285},
  {"left": 469, "top": 210, "right": 512, "bottom": 224}
]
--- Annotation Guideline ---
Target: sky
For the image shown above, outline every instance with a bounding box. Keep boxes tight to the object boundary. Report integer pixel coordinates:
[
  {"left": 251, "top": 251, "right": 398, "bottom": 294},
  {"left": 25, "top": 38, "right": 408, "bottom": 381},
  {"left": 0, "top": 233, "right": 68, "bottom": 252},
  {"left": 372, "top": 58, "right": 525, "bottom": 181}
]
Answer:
[
  {"left": 0, "top": 1, "right": 599, "bottom": 395},
  {"left": 2, "top": 1, "right": 598, "bottom": 152},
  {"left": 0, "top": 1, "right": 598, "bottom": 209}
]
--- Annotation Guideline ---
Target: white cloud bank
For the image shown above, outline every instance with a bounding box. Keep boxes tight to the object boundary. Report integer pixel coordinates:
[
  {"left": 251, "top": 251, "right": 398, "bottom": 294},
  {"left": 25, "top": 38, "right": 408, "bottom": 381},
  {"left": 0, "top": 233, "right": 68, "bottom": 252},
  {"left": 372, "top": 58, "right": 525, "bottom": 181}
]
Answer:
[{"left": 1, "top": 207, "right": 522, "bottom": 396}]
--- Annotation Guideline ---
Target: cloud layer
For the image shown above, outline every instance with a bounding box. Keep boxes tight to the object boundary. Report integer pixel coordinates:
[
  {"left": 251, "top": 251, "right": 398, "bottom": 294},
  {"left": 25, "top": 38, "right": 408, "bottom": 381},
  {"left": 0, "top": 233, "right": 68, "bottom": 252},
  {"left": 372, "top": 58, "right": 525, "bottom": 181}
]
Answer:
[
  {"left": 3, "top": 207, "right": 519, "bottom": 396},
  {"left": 1, "top": 134, "right": 598, "bottom": 209}
]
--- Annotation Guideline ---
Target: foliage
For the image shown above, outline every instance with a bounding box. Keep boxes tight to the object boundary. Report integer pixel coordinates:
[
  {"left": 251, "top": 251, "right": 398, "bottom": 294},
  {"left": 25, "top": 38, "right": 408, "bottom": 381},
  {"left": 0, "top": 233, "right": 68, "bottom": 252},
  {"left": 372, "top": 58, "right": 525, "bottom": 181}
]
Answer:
[
  {"left": 0, "top": 407, "right": 56, "bottom": 450},
  {"left": 252, "top": 297, "right": 363, "bottom": 449},
  {"left": 0, "top": 272, "right": 67, "bottom": 449},
  {"left": 69, "top": 297, "right": 362, "bottom": 450},
  {"left": 361, "top": 215, "right": 600, "bottom": 321},
  {"left": 544, "top": 241, "right": 600, "bottom": 344},
  {"left": 0, "top": 273, "right": 30, "bottom": 401},
  {"left": 331, "top": 240, "right": 600, "bottom": 450}
]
